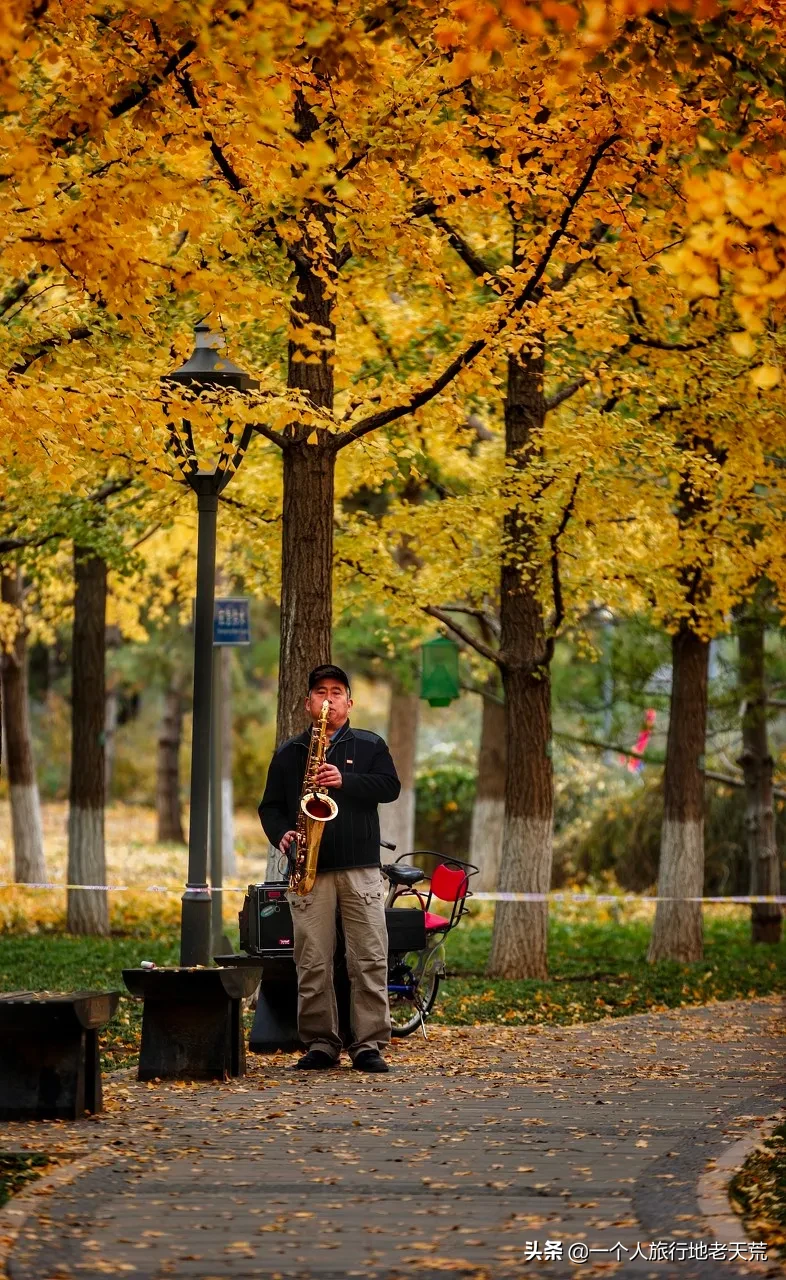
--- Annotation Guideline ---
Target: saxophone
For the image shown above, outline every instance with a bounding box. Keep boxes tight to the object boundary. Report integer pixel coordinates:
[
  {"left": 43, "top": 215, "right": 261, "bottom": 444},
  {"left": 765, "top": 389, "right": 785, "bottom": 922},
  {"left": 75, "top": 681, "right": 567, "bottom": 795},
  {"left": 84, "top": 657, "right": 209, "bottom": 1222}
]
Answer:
[{"left": 289, "top": 699, "right": 339, "bottom": 896}]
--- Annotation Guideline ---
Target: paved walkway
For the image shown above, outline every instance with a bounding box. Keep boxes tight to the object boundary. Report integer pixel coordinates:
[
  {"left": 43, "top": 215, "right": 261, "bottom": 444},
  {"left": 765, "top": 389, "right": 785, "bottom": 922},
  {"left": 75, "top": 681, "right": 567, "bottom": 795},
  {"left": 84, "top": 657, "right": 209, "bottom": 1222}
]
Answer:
[{"left": 1, "top": 998, "right": 783, "bottom": 1280}]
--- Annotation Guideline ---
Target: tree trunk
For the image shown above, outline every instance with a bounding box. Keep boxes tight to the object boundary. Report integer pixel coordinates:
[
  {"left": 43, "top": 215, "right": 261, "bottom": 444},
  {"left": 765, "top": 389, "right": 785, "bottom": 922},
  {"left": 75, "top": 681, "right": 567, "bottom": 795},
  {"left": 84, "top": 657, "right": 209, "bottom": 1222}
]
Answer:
[
  {"left": 67, "top": 548, "right": 109, "bottom": 935},
  {"left": 380, "top": 688, "right": 419, "bottom": 857},
  {"left": 1, "top": 568, "right": 46, "bottom": 883},
  {"left": 220, "top": 644, "right": 236, "bottom": 876},
  {"left": 737, "top": 601, "right": 782, "bottom": 943},
  {"left": 157, "top": 684, "right": 185, "bottom": 844},
  {"left": 487, "top": 346, "right": 554, "bottom": 981},
  {"left": 275, "top": 88, "right": 338, "bottom": 745},
  {"left": 276, "top": 442, "right": 336, "bottom": 742},
  {"left": 647, "top": 624, "right": 708, "bottom": 962},
  {"left": 470, "top": 693, "right": 506, "bottom": 892},
  {"left": 104, "top": 680, "right": 119, "bottom": 803}
]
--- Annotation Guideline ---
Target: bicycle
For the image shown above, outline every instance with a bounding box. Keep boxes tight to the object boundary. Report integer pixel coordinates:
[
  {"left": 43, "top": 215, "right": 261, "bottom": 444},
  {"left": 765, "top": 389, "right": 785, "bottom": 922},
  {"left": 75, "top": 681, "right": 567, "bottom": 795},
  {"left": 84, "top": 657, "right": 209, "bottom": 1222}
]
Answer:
[
  {"left": 238, "top": 847, "right": 477, "bottom": 1049},
  {"left": 381, "top": 848, "right": 478, "bottom": 1038}
]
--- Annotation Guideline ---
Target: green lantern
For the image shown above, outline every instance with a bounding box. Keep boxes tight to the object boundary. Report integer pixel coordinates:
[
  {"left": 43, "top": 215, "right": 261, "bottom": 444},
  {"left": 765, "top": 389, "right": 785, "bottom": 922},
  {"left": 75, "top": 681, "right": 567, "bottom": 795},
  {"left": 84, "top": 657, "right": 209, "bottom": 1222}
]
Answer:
[{"left": 420, "top": 635, "right": 460, "bottom": 707}]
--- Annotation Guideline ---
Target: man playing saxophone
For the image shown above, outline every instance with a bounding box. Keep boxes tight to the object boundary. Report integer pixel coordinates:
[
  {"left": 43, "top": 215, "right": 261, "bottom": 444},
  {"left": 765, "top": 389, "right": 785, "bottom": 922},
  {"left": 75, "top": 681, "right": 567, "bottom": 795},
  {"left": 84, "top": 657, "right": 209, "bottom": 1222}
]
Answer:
[{"left": 258, "top": 665, "right": 400, "bottom": 1073}]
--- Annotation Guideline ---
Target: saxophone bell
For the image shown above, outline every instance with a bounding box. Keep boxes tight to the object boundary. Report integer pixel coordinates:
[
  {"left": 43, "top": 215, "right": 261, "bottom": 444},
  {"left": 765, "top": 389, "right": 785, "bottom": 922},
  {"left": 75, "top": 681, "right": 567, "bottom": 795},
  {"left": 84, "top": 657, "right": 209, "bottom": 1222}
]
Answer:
[{"left": 301, "top": 791, "right": 339, "bottom": 822}]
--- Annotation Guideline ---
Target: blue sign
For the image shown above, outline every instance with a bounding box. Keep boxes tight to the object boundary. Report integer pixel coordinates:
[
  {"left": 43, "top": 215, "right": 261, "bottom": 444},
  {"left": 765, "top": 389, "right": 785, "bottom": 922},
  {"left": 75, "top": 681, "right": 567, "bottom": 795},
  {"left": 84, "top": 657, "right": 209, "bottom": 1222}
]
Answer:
[{"left": 213, "top": 597, "right": 250, "bottom": 646}]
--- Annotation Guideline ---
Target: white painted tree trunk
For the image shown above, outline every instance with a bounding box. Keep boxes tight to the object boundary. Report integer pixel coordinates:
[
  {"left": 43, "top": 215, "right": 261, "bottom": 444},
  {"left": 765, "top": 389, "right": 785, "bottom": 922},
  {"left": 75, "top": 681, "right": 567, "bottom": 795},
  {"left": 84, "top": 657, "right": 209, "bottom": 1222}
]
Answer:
[
  {"left": 1, "top": 568, "right": 46, "bottom": 883},
  {"left": 648, "top": 625, "right": 708, "bottom": 963},
  {"left": 220, "top": 645, "right": 236, "bottom": 876},
  {"left": 491, "top": 814, "right": 552, "bottom": 979},
  {"left": 737, "top": 597, "right": 782, "bottom": 943},
  {"left": 67, "top": 548, "right": 109, "bottom": 936},
  {"left": 486, "top": 338, "right": 555, "bottom": 981},
  {"left": 67, "top": 806, "right": 109, "bottom": 935},
  {"left": 380, "top": 689, "right": 418, "bottom": 857},
  {"left": 471, "top": 797, "right": 505, "bottom": 890},
  {"left": 9, "top": 784, "right": 45, "bottom": 884},
  {"left": 104, "top": 682, "right": 119, "bottom": 803},
  {"left": 156, "top": 686, "right": 185, "bottom": 843},
  {"left": 265, "top": 842, "right": 287, "bottom": 882},
  {"left": 647, "top": 817, "right": 704, "bottom": 961},
  {"left": 469, "top": 695, "right": 506, "bottom": 891}
]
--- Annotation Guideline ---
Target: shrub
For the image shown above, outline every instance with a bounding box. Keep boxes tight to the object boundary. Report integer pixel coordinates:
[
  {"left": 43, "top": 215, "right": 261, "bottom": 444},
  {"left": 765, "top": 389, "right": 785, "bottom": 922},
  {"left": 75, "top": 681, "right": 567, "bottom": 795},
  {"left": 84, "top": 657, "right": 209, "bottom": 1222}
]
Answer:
[
  {"left": 558, "top": 778, "right": 786, "bottom": 893},
  {"left": 415, "top": 763, "right": 476, "bottom": 857}
]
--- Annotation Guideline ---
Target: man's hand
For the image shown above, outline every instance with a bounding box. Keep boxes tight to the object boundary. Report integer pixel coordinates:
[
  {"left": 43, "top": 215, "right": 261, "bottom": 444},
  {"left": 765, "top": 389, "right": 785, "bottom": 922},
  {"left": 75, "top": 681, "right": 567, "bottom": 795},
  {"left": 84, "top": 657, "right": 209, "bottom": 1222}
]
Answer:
[
  {"left": 279, "top": 830, "right": 298, "bottom": 854},
  {"left": 316, "top": 763, "right": 343, "bottom": 790}
]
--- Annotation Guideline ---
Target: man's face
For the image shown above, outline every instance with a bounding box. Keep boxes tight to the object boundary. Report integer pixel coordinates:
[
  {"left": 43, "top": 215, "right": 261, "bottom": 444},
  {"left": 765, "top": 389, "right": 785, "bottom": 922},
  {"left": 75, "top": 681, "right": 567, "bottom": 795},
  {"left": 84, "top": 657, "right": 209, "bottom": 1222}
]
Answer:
[{"left": 305, "top": 680, "right": 352, "bottom": 731}]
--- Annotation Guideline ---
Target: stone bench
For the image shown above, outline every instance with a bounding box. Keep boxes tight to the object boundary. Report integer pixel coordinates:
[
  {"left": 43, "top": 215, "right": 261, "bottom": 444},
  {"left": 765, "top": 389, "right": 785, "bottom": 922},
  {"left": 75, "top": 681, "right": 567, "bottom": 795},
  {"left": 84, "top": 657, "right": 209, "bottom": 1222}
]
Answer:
[
  {"left": 122, "top": 965, "right": 262, "bottom": 1081},
  {"left": 0, "top": 990, "right": 120, "bottom": 1120}
]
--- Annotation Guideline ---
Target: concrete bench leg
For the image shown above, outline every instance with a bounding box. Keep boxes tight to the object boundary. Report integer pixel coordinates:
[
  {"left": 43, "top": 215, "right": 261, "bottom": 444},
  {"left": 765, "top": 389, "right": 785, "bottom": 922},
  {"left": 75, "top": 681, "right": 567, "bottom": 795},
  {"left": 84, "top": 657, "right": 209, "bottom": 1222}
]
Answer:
[{"left": 137, "top": 995, "right": 243, "bottom": 1081}]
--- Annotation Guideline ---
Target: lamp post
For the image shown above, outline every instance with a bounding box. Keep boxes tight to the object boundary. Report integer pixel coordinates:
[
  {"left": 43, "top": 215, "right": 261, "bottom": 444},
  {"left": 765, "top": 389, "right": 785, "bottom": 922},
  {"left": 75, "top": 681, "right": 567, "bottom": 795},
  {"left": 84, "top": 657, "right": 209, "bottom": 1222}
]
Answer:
[{"left": 162, "top": 323, "right": 258, "bottom": 966}]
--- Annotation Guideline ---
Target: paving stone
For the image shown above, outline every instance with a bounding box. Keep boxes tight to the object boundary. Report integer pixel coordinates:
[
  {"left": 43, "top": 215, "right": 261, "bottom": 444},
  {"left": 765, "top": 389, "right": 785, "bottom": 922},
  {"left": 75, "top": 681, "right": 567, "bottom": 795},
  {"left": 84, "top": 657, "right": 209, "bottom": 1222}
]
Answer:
[{"left": 1, "top": 998, "right": 783, "bottom": 1279}]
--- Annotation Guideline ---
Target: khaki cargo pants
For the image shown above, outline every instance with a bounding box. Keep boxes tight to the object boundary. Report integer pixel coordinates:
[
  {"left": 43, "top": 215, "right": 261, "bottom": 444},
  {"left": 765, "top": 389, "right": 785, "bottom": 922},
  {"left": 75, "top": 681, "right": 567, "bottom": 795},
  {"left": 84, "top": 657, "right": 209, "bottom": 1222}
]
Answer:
[{"left": 286, "top": 866, "right": 391, "bottom": 1061}]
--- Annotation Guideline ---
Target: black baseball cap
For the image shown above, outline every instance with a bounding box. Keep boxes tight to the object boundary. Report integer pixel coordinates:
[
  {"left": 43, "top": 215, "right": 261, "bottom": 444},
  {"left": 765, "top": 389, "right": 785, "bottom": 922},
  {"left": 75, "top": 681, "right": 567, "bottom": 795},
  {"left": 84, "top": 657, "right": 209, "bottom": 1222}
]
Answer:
[{"left": 308, "top": 664, "right": 351, "bottom": 695}]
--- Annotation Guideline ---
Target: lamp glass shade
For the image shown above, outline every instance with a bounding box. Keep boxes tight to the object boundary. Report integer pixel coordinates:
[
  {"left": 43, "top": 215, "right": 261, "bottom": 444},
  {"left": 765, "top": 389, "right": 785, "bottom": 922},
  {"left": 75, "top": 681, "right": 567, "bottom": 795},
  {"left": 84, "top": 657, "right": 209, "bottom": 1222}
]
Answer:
[{"left": 420, "top": 635, "right": 460, "bottom": 707}]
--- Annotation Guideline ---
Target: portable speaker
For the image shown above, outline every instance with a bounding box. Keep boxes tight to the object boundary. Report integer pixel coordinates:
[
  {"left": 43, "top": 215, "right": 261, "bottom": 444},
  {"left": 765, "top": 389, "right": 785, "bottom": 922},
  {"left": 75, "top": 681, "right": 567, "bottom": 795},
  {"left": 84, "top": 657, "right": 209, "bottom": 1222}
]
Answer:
[{"left": 239, "top": 883, "right": 294, "bottom": 955}]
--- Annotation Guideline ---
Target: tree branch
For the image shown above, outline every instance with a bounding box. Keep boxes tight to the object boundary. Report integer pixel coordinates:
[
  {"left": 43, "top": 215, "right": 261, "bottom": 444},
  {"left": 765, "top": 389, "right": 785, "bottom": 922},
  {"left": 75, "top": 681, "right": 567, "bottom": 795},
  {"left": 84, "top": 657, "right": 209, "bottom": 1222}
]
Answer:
[
  {"left": 52, "top": 38, "right": 198, "bottom": 146},
  {"left": 336, "top": 243, "right": 353, "bottom": 270},
  {"left": 88, "top": 477, "right": 134, "bottom": 504},
  {"left": 251, "top": 421, "right": 286, "bottom": 449},
  {"left": 628, "top": 295, "right": 710, "bottom": 351},
  {"left": 0, "top": 267, "right": 49, "bottom": 320},
  {"left": 545, "top": 375, "right": 590, "bottom": 412},
  {"left": 218, "top": 492, "right": 279, "bottom": 524},
  {"left": 631, "top": 334, "right": 711, "bottom": 353},
  {"left": 461, "top": 679, "right": 504, "bottom": 705},
  {"left": 556, "top": 734, "right": 783, "bottom": 797},
  {"left": 6, "top": 324, "right": 91, "bottom": 377},
  {"left": 421, "top": 209, "right": 494, "bottom": 280},
  {"left": 438, "top": 604, "right": 501, "bottom": 638},
  {"left": 340, "top": 551, "right": 505, "bottom": 666},
  {"left": 110, "top": 38, "right": 197, "bottom": 120},
  {"left": 0, "top": 530, "right": 61, "bottom": 556},
  {"left": 554, "top": 730, "right": 663, "bottom": 762},
  {"left": 176, "top": 67, "right": 245, "bottom": 192},
  {"left": 423, "top": 605, "right": 503, "bottom": 668},
  {"left": 549, "top": 220, "right": 609, "bottom": 293},
  {"left": 705, "top": 768, "right": 786, "bottom": 800},
  {"left": 410, "top": 188, "right": 485, "bottom": 219},
  {"left": 335, "top": 134, "right": 620, "bottom": 450}
]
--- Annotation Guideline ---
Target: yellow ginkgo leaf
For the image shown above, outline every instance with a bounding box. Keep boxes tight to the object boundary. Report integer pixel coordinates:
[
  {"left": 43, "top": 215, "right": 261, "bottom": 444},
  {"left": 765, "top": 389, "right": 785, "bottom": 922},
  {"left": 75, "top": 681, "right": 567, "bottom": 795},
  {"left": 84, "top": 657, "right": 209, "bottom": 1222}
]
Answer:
[
  {"left": 729, "top": 331, "right": 755, "bottom": 359},
  {"left": 750, "top": 364, "right": 782, "bottom": 390}
]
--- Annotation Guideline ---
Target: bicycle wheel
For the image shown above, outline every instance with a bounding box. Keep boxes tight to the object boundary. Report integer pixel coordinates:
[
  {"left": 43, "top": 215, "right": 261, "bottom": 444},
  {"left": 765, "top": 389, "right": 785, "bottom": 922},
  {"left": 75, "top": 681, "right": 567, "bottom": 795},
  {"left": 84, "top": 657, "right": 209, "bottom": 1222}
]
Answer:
[{"left": 389, "top": 950, "right": 441, "bottom": 1037}]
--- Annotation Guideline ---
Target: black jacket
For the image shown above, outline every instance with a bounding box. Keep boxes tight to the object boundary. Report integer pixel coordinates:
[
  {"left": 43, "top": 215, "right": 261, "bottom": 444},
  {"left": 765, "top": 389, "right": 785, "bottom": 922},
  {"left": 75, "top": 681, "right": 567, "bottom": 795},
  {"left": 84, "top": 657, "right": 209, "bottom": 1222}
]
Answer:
[{"left": 258, "top": 721, "right": 401, "bottom": 873}]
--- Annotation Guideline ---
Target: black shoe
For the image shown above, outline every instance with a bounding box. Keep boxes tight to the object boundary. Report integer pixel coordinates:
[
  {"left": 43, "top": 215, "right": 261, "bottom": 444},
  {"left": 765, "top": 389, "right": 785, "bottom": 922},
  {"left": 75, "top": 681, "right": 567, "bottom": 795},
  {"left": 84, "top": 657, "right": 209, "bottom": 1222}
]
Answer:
[
  {"left": 293, "top": 1049, "right": 338, "bottom": 1070},
  {"left": 352, "top": 1050, "right": 389, "bottom": 1073}
]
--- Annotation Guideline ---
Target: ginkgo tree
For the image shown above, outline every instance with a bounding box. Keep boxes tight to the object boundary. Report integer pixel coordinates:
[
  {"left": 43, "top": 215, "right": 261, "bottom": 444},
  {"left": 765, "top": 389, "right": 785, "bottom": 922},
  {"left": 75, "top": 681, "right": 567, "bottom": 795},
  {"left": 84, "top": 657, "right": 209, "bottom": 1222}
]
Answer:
[
  {"left": 328, "top": 0, "right": 786, "bottom": 975},
  {"left": 3, "top": 0, "right": 786, "bottom": 966}
]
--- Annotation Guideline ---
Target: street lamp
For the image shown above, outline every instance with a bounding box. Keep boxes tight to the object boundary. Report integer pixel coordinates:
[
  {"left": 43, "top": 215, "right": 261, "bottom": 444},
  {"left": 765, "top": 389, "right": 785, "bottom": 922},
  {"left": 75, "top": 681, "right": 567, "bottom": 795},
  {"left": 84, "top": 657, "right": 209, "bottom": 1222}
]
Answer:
[{"left": 162, "top": 323, "right": 258, "bottom": 966}]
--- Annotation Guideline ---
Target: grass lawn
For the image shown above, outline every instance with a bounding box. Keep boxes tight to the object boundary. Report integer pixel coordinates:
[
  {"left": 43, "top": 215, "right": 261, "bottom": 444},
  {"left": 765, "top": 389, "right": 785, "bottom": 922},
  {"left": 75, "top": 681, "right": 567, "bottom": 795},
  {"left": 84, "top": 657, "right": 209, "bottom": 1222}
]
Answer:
[
  {"left": 0, "top": 906, "right": 782, "bottom": 1071},
  {"left": 435, "top": 908, "right": 786, "bottom": 1026},
  {"left": 730, "top": 1120, "right": 786, "bottom": 1258}
]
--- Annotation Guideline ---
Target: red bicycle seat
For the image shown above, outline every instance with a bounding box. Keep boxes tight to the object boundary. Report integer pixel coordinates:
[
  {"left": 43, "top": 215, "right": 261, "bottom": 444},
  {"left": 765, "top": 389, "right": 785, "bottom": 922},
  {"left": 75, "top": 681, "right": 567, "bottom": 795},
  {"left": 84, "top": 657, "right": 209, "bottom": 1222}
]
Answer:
[{"left": 424, "top": 911, "right": 451, "bottom": 931}]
